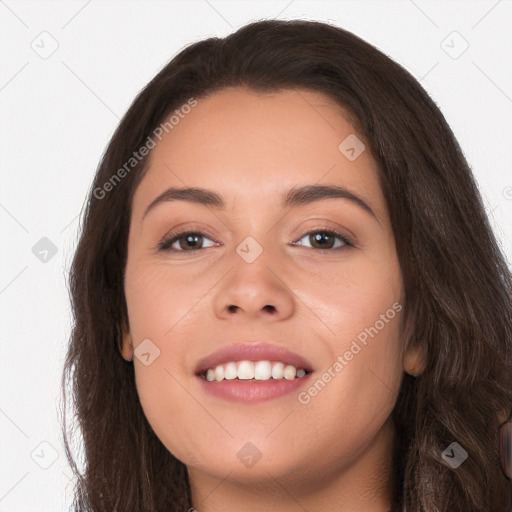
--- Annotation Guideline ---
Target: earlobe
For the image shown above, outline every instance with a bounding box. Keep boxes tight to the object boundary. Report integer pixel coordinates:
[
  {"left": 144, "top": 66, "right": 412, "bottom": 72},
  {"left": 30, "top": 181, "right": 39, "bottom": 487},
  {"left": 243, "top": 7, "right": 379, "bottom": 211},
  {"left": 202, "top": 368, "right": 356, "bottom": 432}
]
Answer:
[
  {"left": 120, "top": 327, "right": 134, "bottom": 362},
  {"left": 403, "top": 342, "right": 427, "bottom": 377}
]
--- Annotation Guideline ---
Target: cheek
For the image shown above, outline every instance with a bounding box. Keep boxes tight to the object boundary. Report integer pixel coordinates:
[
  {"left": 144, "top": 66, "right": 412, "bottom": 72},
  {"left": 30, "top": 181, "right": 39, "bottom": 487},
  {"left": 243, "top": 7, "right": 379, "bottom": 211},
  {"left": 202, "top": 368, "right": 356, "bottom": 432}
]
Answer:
[
  {"left": 293, "top": 252, "right": 404, "bottom": 422},
  {"left": 296, "top": 314, "right": 403, "bottom": 465},
  {"left": 293, "top": 249, "right": 402, "bottom": 341},
  {"left": 124, "top": 260, "right": 206, "bottom": 341},
  {"left": 123, "top": 264, "right": 178, "bottom": 377},
  {"left": 123, "top": 260, "right": 211, "bottom": 453}
]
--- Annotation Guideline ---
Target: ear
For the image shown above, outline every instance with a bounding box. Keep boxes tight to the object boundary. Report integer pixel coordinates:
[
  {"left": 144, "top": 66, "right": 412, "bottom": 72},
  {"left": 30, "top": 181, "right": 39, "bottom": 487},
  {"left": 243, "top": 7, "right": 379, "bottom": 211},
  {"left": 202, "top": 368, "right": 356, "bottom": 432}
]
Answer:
[
  {"left": 403, "top": 341, "right": 427, "bottom": 377},
  {"left": 120, "top": 324, "right": 134, "bottom": 362}
]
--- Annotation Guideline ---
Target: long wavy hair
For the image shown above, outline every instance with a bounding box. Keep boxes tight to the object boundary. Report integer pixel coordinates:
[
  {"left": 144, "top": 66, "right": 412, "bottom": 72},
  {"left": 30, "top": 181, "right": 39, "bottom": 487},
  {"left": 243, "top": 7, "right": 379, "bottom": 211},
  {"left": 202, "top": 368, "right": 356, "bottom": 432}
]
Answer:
[{"left": 60, "top": 18, "right": 512, "bottom": 511}]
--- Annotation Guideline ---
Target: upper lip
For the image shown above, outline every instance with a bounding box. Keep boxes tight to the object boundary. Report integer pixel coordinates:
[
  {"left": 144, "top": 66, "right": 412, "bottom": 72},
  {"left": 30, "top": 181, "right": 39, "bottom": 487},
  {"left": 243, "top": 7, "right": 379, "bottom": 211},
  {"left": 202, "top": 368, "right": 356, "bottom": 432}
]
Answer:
[{"left": 194, "top": 342, "right": 314, "bottom": 375}]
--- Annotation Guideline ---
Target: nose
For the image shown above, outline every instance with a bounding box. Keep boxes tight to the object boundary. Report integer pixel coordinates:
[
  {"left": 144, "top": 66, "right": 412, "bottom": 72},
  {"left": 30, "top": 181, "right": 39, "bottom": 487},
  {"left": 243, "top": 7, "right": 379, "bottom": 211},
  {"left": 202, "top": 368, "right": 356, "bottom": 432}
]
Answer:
[
  {"left": 226, "top": 303, "right": 277, "bottom": 315},
  {"left": 212, "top": 259, "right": 295, "bottom": 323}
]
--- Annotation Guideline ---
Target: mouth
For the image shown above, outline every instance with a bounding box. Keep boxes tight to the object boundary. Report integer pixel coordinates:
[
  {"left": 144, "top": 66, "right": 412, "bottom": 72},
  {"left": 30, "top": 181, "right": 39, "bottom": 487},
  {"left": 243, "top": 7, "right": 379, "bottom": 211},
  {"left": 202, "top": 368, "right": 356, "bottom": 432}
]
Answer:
[
  {"left": 194, "top": 342, "right": 314, "bottom": 402},
  {"left": 197, "top": 361, "right": 312, "bottom": 381}
]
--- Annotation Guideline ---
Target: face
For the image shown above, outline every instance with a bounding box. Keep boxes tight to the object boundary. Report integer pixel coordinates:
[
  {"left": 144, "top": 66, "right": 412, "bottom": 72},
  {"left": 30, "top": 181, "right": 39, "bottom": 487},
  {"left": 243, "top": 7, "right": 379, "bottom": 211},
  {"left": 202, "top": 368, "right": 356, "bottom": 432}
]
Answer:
[{"left": 121, "top": 87, "right": 424, "bottom": 503}]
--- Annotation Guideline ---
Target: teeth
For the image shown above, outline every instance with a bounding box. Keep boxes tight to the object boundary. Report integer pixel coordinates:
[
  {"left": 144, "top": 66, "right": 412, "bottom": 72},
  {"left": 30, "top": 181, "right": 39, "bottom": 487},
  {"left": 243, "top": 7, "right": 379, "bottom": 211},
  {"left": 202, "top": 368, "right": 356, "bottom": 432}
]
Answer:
[
  {"left": 202, "top": 360, "right": 309, "bottom": 381},
  {"left": 272, "top": 362, "right": 284, "bottom": 379},
  {"left": 255, "top": 360, "right": 272, "bottom": 380},
  {"left": 238, "top": 360, "right": 254, "bottom": 380},
  {"left": 214, "top": 365, "right": 224, "bottom": 381},
  {"left": 224, "top": 362, "right": 237, "bottom": 380}
]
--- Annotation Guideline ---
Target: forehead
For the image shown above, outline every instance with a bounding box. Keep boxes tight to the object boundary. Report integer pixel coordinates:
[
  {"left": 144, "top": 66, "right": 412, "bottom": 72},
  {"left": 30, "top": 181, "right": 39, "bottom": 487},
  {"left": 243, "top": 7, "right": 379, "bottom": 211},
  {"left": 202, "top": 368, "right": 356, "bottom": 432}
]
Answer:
[{"left": 132, "top": 87, "right": 385, "bottom": 218}]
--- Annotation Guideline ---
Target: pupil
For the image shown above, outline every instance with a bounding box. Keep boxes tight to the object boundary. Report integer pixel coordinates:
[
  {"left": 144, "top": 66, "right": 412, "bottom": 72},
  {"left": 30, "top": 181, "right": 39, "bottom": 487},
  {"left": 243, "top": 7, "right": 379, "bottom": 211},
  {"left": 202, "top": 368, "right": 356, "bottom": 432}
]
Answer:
[
  {"left": 312, "top": 232, "right": 333, "bottom": 249},
  {"left": 183, "top": 234, "right": 201, "bottom": 249}
]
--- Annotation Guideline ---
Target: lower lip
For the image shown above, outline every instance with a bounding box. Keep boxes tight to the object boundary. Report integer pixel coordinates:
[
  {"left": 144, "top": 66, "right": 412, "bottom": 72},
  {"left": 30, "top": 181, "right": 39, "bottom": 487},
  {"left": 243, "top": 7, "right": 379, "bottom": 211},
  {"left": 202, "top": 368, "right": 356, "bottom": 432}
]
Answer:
[{"left": 196, "top": 373, "right": 313, "bottom": 403}]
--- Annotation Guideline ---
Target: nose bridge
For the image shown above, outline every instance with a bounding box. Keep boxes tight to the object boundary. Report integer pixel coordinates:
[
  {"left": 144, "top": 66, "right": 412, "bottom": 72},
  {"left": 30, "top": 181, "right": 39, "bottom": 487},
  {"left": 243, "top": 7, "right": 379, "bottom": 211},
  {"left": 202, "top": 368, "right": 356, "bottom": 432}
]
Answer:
[
  {"left": 223, "top": 202, "right": 280, "bottom": 262},
  {"left": 230, "top": 233, "right": 282, "bottom": 292}
]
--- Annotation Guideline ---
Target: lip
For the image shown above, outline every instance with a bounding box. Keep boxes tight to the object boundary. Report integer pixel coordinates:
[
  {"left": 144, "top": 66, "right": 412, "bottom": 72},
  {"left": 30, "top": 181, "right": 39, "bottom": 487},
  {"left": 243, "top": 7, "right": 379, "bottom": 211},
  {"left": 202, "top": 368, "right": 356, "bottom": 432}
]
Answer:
[
  {"left": 194, "top": 342, "right": 314, "bottom": 375},
  {"left": 197, "top": 373, "right": 313, "bottom": 403}
]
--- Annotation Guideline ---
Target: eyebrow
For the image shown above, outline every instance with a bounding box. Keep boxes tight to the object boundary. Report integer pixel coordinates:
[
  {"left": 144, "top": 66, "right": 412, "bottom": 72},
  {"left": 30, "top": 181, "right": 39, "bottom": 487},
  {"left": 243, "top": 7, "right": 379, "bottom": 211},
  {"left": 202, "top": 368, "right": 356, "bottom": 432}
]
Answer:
[{"left": 142, "top": 184, "right": 377, "bottom": 220}]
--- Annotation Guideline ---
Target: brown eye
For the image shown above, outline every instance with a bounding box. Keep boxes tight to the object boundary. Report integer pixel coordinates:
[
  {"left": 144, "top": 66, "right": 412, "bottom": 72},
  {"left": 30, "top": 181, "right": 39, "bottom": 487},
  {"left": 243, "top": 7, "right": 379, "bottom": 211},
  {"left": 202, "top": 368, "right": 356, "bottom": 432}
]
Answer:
[
  {"left": 158, "top": 231, "right": 216, "bottom": 252},
  {"left": 293, "top": 230, "right": 354, "bottom": 251}
]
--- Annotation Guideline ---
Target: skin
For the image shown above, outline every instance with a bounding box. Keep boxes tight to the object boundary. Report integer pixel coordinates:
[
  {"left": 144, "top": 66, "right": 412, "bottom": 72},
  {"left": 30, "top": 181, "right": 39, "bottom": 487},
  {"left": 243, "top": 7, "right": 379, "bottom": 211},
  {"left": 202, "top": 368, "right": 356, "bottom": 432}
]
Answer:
[{"left": 120, "top": 87, "right": 426, "bottom": 511}]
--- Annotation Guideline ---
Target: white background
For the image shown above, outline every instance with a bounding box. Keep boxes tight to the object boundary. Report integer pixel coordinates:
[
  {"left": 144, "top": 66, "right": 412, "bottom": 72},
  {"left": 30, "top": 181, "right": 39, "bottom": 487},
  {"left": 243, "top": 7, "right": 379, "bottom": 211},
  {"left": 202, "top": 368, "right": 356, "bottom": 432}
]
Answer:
[{"left": 0, "top": 1, "right": 511, "bottom": 510}]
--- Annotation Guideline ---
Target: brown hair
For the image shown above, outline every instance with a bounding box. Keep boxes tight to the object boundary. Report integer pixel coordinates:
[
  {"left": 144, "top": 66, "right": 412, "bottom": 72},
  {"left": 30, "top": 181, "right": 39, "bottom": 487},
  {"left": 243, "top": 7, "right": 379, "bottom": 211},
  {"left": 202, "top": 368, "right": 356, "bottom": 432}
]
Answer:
[{"left": 60, "top": 19, "right": 512, "bottom": 511}]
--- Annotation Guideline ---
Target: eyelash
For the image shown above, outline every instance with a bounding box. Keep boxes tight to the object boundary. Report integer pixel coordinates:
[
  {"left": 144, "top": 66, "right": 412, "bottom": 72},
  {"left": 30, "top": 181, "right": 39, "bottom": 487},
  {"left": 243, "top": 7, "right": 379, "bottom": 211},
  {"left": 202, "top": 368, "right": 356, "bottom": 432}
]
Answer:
[{"left": 157, "top": 228, "right": 355, "bottom": 254}]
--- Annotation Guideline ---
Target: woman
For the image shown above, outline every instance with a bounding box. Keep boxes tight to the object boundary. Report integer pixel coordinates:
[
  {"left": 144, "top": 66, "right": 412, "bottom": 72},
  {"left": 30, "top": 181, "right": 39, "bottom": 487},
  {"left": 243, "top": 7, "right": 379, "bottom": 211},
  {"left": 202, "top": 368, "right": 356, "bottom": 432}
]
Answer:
[{"left": 61, "top": 19, "right": 512, "bottom": 511}]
